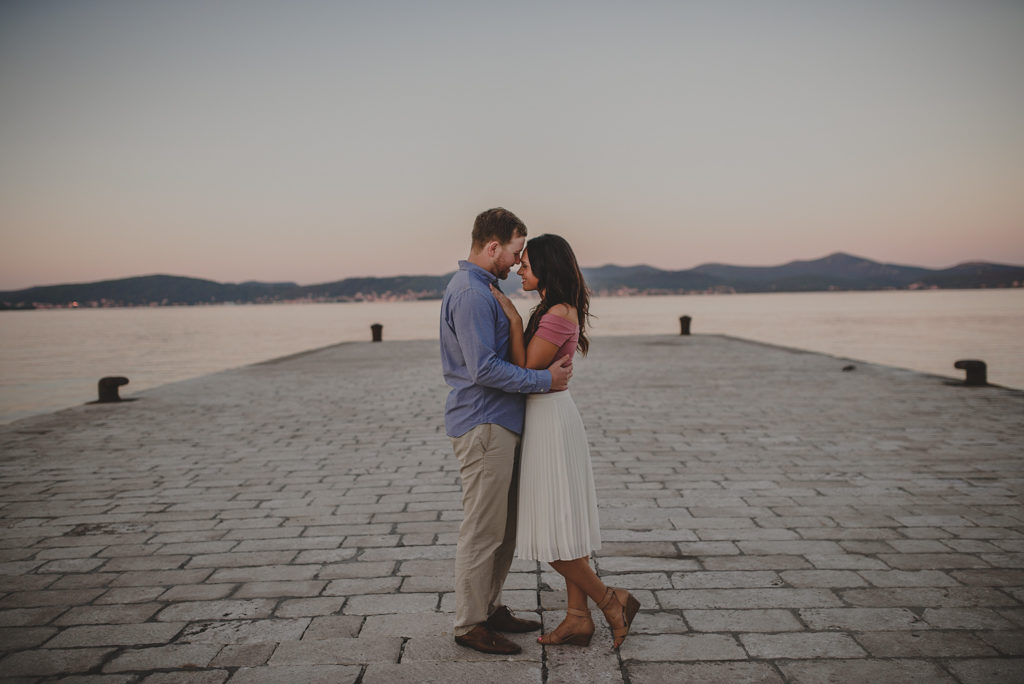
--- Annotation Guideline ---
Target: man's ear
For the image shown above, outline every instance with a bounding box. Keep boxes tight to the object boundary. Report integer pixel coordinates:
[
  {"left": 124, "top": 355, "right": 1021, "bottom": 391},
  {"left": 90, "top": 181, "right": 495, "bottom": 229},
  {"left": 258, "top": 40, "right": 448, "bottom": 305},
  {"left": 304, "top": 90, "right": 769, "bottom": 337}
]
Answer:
[{"left": 485, "top": 240, "right": 500, "bottom": 258}]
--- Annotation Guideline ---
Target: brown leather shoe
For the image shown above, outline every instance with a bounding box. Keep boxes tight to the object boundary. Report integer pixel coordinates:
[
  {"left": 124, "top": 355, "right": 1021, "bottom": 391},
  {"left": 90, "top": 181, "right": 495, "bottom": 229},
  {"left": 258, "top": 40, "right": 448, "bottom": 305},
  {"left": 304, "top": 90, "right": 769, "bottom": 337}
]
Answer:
[
  {"left": 454, "top": 624, "right": 522, "bottom": 655},
  {"left": 485, "top": 605, "right": 542, "bottom": 633}
]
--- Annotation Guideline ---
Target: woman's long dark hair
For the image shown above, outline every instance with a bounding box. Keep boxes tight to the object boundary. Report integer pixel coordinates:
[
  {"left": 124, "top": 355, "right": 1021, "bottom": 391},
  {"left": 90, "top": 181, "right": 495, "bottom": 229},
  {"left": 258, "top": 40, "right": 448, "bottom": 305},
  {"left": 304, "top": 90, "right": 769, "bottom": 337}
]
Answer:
[{"left": 523, "top": 234, "right": 592, "bottom": 355}]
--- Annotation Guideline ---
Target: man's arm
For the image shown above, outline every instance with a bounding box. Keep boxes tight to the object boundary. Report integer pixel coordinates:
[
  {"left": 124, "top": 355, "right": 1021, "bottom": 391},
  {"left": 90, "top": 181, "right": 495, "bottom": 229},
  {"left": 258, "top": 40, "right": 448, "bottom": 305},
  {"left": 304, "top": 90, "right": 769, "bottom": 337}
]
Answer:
[{"left": 451, "top": 289, "right": 553, "bottom": 393}]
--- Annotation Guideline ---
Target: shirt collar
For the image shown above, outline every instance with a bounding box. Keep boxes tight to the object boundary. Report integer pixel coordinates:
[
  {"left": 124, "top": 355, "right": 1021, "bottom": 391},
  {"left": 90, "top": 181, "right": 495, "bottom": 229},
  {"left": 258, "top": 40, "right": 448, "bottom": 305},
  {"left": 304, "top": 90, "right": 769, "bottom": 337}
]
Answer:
[{"left": 459, "top": 260, "right": 498, "bottom": 285}]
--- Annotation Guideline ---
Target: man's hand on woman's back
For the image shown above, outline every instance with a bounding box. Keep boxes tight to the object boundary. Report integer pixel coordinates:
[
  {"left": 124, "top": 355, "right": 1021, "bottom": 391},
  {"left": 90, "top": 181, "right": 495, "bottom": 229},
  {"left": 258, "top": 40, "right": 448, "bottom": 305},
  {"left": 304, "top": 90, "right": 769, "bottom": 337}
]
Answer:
[{"left": 548, "top": 356, "right": 572, "bottom": 391}]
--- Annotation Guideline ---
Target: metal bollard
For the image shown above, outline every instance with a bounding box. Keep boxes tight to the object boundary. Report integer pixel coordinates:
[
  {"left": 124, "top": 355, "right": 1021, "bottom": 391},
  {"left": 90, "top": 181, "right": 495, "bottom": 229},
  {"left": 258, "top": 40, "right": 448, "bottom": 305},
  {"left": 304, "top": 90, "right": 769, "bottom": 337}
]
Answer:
[
  {"left": 97, "top": 376, "right": 129, "bottom": 403},
  {"left": 371, "top": 323, "right": 383, "bottom": 342},
  {"left": 954, "top": 359, "right": 987, "bottom": 386},
  {"left": 679, "top": 316, "right": 691, "bottom": 335}
]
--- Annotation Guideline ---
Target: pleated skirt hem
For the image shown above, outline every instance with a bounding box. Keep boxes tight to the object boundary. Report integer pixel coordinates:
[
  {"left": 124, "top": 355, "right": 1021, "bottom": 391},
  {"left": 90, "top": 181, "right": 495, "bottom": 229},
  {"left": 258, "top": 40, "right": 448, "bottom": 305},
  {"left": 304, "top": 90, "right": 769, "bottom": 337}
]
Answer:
[{"left": 516, "top": 390, "right": 601, "bottom": 563}]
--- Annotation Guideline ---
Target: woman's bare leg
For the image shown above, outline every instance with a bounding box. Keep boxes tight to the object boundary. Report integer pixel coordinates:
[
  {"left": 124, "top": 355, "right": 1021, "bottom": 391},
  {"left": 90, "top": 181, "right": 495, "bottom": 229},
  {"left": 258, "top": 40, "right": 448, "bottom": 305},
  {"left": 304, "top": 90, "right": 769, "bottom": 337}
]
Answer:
[
  {"left": 565, "top": 577, "right": 588, "bottom": 612},
  {"left": 550, "top": 557, "right": 607, "bottom": 603},
  {"left": 537, "top": 560, "right": 597, "bottom": 645},
  {"left": 549, "top": 557, "right": 637, "bottom": 648}
]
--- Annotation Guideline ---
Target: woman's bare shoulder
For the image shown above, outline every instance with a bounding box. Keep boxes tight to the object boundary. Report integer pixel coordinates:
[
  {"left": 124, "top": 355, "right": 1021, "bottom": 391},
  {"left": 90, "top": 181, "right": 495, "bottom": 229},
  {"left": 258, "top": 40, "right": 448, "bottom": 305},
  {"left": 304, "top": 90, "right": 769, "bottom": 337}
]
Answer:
[{"left": 546, "top": 303, "right": 577, "bottom": 322}]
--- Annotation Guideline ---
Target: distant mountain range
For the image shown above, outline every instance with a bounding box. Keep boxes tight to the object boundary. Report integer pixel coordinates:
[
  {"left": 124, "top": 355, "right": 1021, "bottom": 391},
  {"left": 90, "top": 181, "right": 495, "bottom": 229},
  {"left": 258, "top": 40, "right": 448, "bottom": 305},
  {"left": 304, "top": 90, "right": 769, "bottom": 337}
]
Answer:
[{"left": 2, "top": 252, "right": 1021, "bottom": 309}]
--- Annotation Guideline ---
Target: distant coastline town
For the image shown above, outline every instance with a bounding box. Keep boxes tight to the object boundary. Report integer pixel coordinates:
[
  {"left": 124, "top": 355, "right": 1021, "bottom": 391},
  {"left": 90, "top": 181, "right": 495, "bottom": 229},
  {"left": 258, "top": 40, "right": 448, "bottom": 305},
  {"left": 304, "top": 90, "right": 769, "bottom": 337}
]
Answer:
[{"left": 2, "top": 252, "right": 1021, "bottom": 310}]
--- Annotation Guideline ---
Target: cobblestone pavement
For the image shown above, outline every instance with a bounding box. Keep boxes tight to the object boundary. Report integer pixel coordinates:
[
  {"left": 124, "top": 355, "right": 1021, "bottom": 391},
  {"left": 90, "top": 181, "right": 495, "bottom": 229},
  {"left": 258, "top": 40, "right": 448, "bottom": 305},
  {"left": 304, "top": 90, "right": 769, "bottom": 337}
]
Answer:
[{"left": 1, "top": 334, "right": 1022, "bottom": 683}]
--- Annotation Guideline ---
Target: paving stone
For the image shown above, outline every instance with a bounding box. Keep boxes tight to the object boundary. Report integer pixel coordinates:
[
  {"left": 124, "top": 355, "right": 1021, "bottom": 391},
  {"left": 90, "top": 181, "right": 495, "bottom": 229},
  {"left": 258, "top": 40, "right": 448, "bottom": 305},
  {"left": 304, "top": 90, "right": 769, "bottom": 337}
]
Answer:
[
  {"left": 858, "top": 569, "right": 960, "bottom": 587},
  {"left": 0, "top": 625, "right": 58, "bottom": 649},
  {"left": 921, "top": 607, "right": 1018, "bottom": 630},
  {"left": 800, "top": 607, "right": 929, "bottom": 631},
  {"left": 876, "top": 553, "right": 991, "bottom": 569},
  {"left": 0, "top": 606, "right": 69, "bottom": 626},
  {"left": 234, "top": 580, "right": 325, "bottom": 598},
  {"left": 627, "top": 662, "right": 784, "bottom": 684},
  {"left": 779, "top": 570, "right": 867, "bottom": 587},
  {"left": 317, "top": 561, "right": 396, "bottom": 579},
  {"left": 628, "top": 611, "right": 689, "bottom": 634},
  {"left": 362, "top": 662, "right": 541, "bottom": 684},
  {"left": 139, "top": 671, "right": 228, "bottom": 684},
  {"left": 0, "top": 574, "right": 59, "bottom": 592},
  {"left": 186, "top": 552, "right": 296, "bottom": 568},
  {"left": 302, "top": 615, "right": 364, "bottom": 639},
  {"left": 804, "top": 554, "right": 889, "bottom": 570},
  {"left": 840, "top": 587, "right": 1017, "bottom": 608},
  {"left": 975, "top": 631, "right": 1024, "bottom": 656},
  {"left": 275, "top": 597, "right": 346, "bottom": 618},
  {"left": 50, "top": 573, "right": 119, "bottom": 590},
  {"left": 358, "top": 612, "right": 454, "bottom": 637},
  {"left": 343, "top": 593, "right": 439, "bottom": 615},
  {"left": 103, "top": 644, "right": 221, "bottom": 672},
  {"left": 156, "top": 600, "right": 275, "bottom": 622},
  {"left": 671, "top": 571, "right": 782, "bottom": 589},
  {"left": 685, "top": 609, "right": 803, "bottom": 633},
  {"left": 323, "top": 577, "right": 402, "bottom": 595},
  {"left": 159, "top": 584, "right": 236, "bottom": 601},
  {"left": 939, "top": 658, "right": 1024, "bottom": 684},
  {"left": 545, "top": 636, "right": 623, "bottom": 683},
  {"left": 0, "top": 589, "right": 105, "bottom": 608},
  {"left": 101, "top": 555, "right": 192, "bottom": 572},
  {"left": 951, "top": 569, "right": 1024, "bottom": 586},
  {"left": 294, "top": 548, "right": 358, "bottom": 564},
  {"left": 47, "top": 623, "right": 186, "bottom": 648},
  {"left": 854, "top": 631, "right": 998, "bottom": 657},
  {"left": 0, "top": 648, "right": 115, "bottom": 676},
  {"left": 741, "top": 632, "right": 867, "bottom": 659},
  {"left": 701, "top": 555, "right": 811, "bottom": 571},
  {"left": 228, "top": 665, "right": 362, "bottom": 683},
  {"left": 399, "top": 574, "right": 454, "bottom": 592},
  {"left": 177, "top": 618, "right": 310, "bottom": 644},
  {"left": 55, "top": 603, "right": 162, "bottom": 625},
  {"left": 593, "top": 557, "right": 699, "bottom": 573},
  {"left": 269, "top": 636, "right": 401, "bottom": 664},
  {"left": 208, "top": 643, "right": 276, "bottom": 668},
  {"left": 94, "top": 587, "right": 166, "bottom": 604},
  {"left": 619, "top": 634, "right": 746, "bottom": 661},
  {"left": 110, "top": 570, "right": 213, "bottom": 587},
  {"left": 658, "top": 588, "right": 841, "bottom": 609},
  {"left": 779, "top": 658, "right": 957, "bottom": 683}
]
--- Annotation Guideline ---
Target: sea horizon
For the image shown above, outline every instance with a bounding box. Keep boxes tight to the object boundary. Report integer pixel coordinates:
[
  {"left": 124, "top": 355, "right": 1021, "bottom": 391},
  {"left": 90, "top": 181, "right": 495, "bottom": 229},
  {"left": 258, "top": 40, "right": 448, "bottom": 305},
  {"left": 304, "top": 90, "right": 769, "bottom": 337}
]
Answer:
[{"left": 1, "top": 289, "right": 1021, "bottom": 425}]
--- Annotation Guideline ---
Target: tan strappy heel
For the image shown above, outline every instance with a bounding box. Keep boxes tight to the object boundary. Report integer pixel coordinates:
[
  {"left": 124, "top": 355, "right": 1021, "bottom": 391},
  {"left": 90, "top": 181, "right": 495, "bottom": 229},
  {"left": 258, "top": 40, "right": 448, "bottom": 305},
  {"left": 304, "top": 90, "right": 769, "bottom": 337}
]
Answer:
[
  {"left": 597, "top": 587, "right": 640, "bottom": 649},
  {"left": 537, "top": 607, "right": 594, "bottom": 647}
]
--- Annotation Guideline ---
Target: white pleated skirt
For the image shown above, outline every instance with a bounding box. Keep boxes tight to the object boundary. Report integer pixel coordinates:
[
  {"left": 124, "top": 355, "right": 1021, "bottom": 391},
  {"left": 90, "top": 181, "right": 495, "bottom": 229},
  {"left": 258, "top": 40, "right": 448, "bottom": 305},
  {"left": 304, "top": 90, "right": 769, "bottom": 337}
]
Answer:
[{"left": 516, "top": 390, "right": 601, "bottom": 563}]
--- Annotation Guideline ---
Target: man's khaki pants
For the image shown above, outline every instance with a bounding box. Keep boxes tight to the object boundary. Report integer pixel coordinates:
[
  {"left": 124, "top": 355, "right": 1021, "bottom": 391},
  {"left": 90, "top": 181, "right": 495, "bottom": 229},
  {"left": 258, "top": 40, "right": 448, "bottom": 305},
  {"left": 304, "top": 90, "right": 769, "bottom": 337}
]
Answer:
[{"left": 451, "top": 423, "right": 521, "bottom": 636}]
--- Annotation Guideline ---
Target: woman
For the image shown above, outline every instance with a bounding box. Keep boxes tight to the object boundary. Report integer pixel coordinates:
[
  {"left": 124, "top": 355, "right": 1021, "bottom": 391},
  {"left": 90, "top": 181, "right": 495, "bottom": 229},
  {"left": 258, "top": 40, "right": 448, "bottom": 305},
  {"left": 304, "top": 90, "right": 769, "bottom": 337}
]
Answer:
[{"left": 489, "top": 234, "right": 640, "bottom": 649}]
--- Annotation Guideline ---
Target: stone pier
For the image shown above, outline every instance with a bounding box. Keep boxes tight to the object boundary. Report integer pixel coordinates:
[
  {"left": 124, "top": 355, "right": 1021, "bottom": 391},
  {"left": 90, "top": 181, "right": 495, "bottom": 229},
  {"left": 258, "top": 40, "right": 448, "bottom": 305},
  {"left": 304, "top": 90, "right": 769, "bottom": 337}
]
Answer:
[{"left": 1, "top": 335, "right": 1022, "bottom": 683}]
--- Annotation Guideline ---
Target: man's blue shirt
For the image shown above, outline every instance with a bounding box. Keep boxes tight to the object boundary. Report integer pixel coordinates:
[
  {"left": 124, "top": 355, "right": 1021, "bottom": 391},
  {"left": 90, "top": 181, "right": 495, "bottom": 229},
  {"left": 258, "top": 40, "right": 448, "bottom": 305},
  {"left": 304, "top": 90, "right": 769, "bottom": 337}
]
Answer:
[{"left": 440, "top": 260, "right": 551, "bottom": 438}]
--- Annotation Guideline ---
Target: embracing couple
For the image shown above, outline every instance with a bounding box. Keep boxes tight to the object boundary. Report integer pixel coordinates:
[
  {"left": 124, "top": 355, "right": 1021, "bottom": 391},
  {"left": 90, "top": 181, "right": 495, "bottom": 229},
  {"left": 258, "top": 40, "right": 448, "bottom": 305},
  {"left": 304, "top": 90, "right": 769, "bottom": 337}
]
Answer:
[{"left": 440, "top": 207, "right": 640, "bottom": 655}]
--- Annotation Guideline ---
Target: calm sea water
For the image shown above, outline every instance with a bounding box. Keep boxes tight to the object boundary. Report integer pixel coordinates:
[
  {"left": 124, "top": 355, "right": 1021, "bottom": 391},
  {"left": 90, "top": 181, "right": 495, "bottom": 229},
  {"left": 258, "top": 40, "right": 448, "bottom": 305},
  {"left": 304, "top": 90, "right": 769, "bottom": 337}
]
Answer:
[{"left": 0, "top": 290, "right": 1021, "bottom": 424}]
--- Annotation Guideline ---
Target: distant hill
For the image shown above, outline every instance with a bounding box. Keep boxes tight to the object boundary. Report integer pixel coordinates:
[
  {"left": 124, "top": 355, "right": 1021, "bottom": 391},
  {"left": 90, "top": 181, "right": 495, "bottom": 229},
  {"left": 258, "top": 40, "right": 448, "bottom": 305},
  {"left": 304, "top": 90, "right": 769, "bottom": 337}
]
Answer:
[{"left": 1, "top": 252, "right": 1021, "bottom": 309}]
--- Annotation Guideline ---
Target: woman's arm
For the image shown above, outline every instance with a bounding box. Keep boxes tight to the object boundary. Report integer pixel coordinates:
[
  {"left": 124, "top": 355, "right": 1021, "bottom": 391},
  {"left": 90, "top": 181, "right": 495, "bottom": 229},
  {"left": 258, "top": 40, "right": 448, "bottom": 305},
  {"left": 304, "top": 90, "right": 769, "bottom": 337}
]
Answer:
[
  {"left": 489, "top": 284, "right": 527, "bottom": 367},
  {"left": 523, "top": 303, "right": 572, "bottom": 369}
]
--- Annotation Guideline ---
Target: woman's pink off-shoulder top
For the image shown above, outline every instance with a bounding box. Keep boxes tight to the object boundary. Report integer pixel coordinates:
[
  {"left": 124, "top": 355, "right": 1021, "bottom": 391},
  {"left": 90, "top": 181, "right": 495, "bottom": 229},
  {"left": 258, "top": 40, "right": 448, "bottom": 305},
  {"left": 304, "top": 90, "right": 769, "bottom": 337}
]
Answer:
[{"left": 533, "top": 312, "right": 580, "bottom": 362}]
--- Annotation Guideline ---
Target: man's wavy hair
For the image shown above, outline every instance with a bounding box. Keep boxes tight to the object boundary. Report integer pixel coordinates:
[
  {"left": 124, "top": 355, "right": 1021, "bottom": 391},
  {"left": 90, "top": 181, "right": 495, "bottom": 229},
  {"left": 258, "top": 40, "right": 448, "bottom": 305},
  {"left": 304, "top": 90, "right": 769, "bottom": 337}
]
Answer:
[{"left": 472, "top": 207, "right": 527, "bottom": 249}]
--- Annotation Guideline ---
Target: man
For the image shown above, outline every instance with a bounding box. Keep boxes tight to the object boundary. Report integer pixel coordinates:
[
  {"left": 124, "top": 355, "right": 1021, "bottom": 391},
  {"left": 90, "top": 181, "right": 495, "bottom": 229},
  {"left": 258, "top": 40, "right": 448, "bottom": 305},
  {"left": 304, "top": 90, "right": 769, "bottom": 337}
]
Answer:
[{"left": 440, "top": 207, "right": 573, "bottom": 655}]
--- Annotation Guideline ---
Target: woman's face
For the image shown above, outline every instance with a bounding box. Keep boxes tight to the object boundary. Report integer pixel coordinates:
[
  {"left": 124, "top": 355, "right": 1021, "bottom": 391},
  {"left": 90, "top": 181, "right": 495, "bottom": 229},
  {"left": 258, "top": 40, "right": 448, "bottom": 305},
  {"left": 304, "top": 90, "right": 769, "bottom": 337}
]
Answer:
[{"left": 517, "top": 250, "right": 541, "bottom": 292}]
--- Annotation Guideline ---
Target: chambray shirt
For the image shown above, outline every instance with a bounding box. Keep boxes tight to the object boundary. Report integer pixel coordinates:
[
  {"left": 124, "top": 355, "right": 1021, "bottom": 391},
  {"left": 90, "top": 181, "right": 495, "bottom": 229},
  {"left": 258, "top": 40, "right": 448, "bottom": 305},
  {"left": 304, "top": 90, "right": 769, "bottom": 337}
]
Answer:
[{"left": 440, "top": 261, "right": 551, "bottom": 438}]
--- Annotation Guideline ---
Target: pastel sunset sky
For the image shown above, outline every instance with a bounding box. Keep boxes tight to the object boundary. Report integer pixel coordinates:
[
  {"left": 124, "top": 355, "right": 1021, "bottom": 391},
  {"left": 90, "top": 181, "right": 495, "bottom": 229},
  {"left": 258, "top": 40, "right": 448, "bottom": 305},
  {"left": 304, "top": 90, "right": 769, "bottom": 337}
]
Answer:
[{"left": 1, "top": 0, "right": 1022, "bottom": 290}]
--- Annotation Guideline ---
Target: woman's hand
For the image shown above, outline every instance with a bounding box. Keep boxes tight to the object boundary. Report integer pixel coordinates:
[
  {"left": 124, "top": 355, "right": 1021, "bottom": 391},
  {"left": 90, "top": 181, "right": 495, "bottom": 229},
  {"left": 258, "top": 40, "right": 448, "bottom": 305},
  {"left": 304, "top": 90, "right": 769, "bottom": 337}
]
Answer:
[{"left": 489, "top": 284, "right": 522, "bottom": 323}]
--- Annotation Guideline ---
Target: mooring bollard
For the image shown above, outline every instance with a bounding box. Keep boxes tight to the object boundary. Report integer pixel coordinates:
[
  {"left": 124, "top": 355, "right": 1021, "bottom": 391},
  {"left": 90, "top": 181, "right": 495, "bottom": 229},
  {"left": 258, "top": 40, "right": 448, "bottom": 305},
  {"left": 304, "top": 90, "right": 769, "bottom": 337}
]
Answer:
[
  {"left": 954, "top": 359, "right": 987, "bottom": 386},
  {"left": 97, "top": 376, "right": 129, "bottom": 403},
  {"left": 679, "top": 315, "right": 692, "bottom": 335},
  {"left": 371, "top": 323, "right": 383, "bottom": 342}
]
